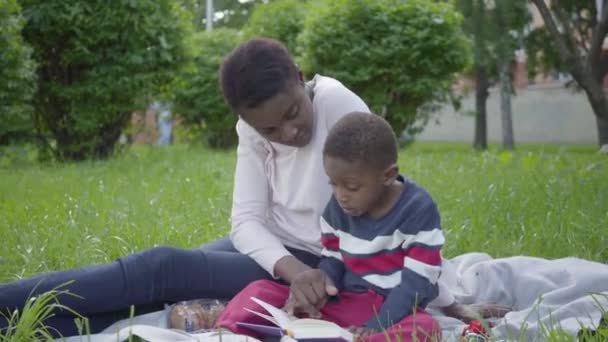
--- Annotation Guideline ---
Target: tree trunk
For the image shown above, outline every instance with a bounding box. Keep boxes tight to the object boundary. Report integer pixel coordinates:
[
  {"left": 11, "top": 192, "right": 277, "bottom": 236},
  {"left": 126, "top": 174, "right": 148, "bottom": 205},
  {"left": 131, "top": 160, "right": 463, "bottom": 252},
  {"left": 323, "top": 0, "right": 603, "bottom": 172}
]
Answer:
[
  {"left": 499, "top": 60, "right": 515, "bottom": 150},
  {"left": 580, "top": 80, "right": 608, "bottom": 145},
  {"left": 472, "top": 0, "right": 488, "bottom": 150},
  {"left": 473, "top": 63, "right": 489, "bottom": 150},
  {"left": 597, "top": 115, "right": 608, "bottom": 146}
]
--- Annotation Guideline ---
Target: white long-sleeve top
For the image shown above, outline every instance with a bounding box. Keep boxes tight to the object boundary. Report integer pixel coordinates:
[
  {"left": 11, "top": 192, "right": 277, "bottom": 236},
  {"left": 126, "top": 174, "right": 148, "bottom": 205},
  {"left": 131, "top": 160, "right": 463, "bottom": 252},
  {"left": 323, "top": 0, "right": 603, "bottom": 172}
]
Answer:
[{"left": 229, "top": 75, "right": 370, "bottom": 275}]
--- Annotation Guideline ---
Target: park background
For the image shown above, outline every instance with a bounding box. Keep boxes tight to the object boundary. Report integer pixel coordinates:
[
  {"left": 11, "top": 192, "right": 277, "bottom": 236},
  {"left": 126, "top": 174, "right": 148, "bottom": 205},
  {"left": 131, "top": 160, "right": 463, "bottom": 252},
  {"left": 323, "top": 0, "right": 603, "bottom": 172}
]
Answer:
[{"left": 1, "top": 0, "right": 607, "bottom": 340}]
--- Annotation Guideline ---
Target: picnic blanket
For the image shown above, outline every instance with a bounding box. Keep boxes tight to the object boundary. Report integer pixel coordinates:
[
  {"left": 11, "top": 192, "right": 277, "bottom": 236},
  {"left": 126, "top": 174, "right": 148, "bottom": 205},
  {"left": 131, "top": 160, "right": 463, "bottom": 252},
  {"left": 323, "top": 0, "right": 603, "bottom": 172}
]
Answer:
[
  {"left": 64, "top": 253, "right": 608, "bottom": 342},
  {"left": 432, "top": 253, "right": 608, "bottom": 341}
]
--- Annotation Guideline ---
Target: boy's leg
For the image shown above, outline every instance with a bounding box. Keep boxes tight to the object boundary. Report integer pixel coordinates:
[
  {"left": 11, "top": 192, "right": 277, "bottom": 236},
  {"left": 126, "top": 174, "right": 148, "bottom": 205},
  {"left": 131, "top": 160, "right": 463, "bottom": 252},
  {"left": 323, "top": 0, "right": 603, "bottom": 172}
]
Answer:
[
  {"left": 215, "top": 280, "right": 290, "bottom": 336},
  {"left": 319, "top": 290, "right": 385, "bottom": 327},
  {"left": 320, "top": 291, "right": 440, "bottom": 342}
]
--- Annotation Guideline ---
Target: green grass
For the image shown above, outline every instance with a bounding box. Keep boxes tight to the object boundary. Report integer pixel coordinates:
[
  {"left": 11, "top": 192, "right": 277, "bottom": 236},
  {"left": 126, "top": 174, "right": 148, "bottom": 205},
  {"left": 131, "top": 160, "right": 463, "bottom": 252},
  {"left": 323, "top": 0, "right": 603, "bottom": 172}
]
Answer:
[
  {"left": 0, "top": 142, "right": 606, "bottom": 281},
  {"left": 0, "top": 142, "right": 607, "bottom": 340},
  {"left": 0, "top": 145, "right": 235, "bottom": 281}
]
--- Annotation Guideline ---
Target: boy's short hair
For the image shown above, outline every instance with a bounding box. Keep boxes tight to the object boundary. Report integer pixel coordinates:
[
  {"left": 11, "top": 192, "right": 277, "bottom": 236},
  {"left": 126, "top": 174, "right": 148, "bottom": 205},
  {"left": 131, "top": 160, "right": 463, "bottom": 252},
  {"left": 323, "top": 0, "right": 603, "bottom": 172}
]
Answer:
[
  {"left": 323, "top": 112, "right": 398, "bottom": 170},
  {"left": 219, "top": 38, "right": 300, "bottom": 114}
]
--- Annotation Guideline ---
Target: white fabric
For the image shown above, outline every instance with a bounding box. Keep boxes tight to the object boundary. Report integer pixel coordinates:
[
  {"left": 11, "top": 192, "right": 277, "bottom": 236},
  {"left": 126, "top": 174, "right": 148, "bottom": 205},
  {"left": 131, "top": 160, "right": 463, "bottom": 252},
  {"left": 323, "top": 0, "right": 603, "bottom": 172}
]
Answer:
[
  {"left": 229, "top": 75, "right": 370, "bottom": 275},
  {"left": 329, "top": 228, "right": 445, "bottom": 255},
  {"left": 403, "top": 257, "right": 442, "bottom": 284},
  {"left": 62, "top": 310, "right": 260, "bottom": 342},
  {"left": 63, "top": 326, "right": 259, "bottom": 342},
  {"left": 431, "top": 253, "right": 608, "bottom": 341},
  {"left": 65, "top": 254, "right": 608, "bottom": 341}
]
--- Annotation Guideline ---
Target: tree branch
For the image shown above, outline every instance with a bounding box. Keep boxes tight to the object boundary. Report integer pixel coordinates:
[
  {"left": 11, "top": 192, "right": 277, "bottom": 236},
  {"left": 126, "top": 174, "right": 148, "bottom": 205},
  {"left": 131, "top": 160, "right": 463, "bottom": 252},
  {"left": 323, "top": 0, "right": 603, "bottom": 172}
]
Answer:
[
  {"left": 573, "top": 12, "right": 591, "bottom": 54},
  {"left": 530, "top": 0, "right": 584, "bottom": 79},
  {"left": 588, "top": 0, "right": 608, "bottom": 75},
  {"left": 600, "top": 53, "right": 608, "bottom": 79},
  {"left": 554, "top": 5, "right": 579, "bottom": 52}
]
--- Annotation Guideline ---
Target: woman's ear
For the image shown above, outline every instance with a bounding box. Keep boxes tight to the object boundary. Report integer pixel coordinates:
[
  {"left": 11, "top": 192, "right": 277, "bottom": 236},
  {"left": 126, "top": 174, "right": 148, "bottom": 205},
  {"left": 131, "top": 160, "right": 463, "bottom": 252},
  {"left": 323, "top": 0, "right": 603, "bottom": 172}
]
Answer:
[
  {"left": 297, "top": 70, "right": 304, "bottom": 83},
  {"left": 383, "top": 163, "right": 399, "bottom": 186}
]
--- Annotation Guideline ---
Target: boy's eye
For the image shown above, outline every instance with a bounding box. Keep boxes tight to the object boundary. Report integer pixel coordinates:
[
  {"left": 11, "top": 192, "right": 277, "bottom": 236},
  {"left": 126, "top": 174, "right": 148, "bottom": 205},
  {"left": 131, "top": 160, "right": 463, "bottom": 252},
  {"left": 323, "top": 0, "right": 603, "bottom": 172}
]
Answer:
[{"left": 346, "top": 185, "right": 360, "bottom": 192}]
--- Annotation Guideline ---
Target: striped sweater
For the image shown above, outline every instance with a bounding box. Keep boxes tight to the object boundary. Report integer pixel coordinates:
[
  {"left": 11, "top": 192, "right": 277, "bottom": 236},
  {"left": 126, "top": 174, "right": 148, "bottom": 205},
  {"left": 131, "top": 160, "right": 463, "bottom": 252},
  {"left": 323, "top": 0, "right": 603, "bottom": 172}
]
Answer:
[{"left": 318, "top": 177, "right": 444, "bottom": 330}]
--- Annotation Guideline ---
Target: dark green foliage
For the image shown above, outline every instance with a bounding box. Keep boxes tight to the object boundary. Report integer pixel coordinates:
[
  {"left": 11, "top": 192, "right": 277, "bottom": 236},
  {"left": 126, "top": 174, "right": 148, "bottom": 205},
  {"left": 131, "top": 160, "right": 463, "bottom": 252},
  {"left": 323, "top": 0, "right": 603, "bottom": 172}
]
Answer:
[
  {"left": 0, "top": 0, "right": 36, "bottom": 145},
  {"left": 298, "top": 0, "right": 470, "bottom": 136},
  {"left": 20, "top": 0, "right": 193, "bottom": 160},
  {"left": 243, "top": 0, "right": 307, "bottom": 53},
  {"left": 171, "top": 28, "right": 242, "bottom": 148},
  {"left": 179, "top": 0, "right": 269, "bottom": 31}
]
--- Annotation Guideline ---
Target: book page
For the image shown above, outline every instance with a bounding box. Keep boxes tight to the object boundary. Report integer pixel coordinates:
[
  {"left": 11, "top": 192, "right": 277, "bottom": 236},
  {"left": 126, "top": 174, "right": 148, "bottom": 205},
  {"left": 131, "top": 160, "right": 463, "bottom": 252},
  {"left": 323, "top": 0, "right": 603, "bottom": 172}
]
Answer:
[
  {"left": 287, "top": 319, "right": 353, "bottom": 340},
  {"left": 244, "top": 308, "right": 279, "bottom": 326},
  {"left": 250, "top": 297, "right": 292, "bottom": 329}
]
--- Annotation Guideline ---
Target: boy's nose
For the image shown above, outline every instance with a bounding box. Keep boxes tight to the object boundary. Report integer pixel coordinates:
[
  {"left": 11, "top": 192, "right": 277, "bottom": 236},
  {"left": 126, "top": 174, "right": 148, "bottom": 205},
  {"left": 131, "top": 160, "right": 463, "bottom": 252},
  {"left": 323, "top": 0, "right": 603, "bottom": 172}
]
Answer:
[{"left": 336, "top": 190, "right": 348, "bottom": 204}]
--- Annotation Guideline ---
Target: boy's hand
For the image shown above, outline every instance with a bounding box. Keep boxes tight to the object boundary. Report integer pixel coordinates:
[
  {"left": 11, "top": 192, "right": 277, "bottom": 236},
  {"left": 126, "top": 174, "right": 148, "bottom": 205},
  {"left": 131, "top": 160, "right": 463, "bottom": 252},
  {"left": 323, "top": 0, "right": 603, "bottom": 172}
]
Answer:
[{"left": 283, "top": 269, "right": 338, "bottom": 318}]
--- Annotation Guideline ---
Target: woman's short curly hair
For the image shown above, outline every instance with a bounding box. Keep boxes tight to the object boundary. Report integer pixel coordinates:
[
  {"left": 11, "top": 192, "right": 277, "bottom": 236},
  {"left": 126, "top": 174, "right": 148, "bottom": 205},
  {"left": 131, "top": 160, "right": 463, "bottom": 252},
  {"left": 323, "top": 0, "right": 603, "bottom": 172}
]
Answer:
[{"left": 219, "top": 38, "right": 300, "bottom": 114}]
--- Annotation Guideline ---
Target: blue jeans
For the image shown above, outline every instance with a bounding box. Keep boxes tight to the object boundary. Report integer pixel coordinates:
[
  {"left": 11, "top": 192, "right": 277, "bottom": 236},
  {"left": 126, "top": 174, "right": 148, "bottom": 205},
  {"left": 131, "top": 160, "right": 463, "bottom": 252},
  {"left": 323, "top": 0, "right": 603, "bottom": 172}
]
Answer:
[{"left": 0, "top": 237, "right": 320, "bottom": 337}]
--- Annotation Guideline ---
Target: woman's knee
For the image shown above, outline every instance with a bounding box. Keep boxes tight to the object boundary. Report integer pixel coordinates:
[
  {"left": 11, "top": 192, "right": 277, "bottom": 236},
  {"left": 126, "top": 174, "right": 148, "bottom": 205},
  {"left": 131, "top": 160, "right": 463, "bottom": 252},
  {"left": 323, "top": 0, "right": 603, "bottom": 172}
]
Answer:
[
  {"left": 122, "top": 246, "right": 206, "bottom": 283},
  {"left": 145, "top": 246, "right": 205, "bottom": 275}
]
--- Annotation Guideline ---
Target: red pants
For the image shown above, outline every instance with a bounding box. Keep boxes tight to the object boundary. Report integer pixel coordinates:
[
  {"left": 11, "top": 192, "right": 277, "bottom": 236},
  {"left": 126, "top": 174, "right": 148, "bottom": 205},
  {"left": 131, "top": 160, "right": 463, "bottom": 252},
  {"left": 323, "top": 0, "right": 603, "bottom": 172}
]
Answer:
[{"left": 216, "top": 280, "right": 440, "bottom": 342}]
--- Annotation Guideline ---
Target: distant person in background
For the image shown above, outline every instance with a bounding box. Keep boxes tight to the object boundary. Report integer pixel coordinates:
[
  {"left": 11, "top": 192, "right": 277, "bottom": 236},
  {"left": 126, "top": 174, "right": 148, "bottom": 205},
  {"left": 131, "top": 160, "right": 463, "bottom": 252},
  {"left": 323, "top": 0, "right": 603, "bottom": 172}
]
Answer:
[{"left": 150, "top": 101, "right": 173, "bottom": 145}]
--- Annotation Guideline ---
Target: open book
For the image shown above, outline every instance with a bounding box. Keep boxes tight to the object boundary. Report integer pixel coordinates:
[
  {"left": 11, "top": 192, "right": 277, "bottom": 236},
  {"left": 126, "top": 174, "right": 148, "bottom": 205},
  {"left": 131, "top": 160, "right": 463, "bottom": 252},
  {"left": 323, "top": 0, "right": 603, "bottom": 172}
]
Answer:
[{"left": 236, "top": 297, "right": 354, "bottom": 342}]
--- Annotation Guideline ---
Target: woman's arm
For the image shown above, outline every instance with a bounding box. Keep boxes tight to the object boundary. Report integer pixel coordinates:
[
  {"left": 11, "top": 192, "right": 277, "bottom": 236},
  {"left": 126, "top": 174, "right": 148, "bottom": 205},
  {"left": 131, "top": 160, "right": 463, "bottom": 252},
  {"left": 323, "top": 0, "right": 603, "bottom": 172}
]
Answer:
[{"left": 230, "top": 120, "right": 294, "bottom": 278}]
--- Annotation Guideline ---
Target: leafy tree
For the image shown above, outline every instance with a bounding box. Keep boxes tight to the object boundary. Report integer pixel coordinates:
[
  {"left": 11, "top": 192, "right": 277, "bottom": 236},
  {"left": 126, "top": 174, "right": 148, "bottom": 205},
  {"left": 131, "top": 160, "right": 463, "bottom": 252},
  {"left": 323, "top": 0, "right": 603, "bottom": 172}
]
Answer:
[
  {"left": 243, "top": 0, "right": 307, "bottom": 53},
  {"left": 180, "top": 0, "right": 269, "bottom": 31},
  {"left": 0, "top": 0, "right": 36, "bottom": 144},
  {"left": 298, "top": 0, "right": 470, "bottom": 137},
  {"left": 20, "top": 0, "right": 193, "bottom": 161},
  {"left": 455, "top": 0, "right": 530, "bottom": 150},
  {"left": 170, "top": 29, "right": 242, "bottom": 148},
  {"left": 528, "top": 0, "right": 608, "bottom": 146}
]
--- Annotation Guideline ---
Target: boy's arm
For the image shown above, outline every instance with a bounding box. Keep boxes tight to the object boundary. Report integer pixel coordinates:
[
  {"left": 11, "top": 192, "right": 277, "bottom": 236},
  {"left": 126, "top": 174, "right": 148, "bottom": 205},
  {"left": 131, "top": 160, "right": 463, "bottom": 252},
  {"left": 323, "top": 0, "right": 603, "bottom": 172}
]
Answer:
[
  {"left": 364, "top": 203, "right": 444, "bottom": 331},
  {"left": 317, "top": 207, "right": 346, "bottom": 290}
]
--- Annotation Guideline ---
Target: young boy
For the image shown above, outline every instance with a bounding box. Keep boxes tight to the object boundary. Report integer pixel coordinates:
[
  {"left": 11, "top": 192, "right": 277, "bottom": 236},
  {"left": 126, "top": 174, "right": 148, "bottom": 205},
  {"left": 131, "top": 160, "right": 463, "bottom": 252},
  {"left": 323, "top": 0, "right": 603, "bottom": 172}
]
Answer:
[{"left": 214, "top": 112, "right": 444, "bottom": 341}]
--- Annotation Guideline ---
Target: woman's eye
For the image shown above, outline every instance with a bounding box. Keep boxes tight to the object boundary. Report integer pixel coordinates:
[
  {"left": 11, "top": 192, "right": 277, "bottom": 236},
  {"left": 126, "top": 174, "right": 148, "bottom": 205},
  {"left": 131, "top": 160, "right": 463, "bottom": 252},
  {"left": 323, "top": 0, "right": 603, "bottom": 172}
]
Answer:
[
  {"left": 286, "top": 106, "right": 299, "bottom": 120},
  {"left": 346, "top": 185, "right": 360, "bottom": 192},
  {"left": 262, "top": 127, "right": 276, "bottom": 135}
]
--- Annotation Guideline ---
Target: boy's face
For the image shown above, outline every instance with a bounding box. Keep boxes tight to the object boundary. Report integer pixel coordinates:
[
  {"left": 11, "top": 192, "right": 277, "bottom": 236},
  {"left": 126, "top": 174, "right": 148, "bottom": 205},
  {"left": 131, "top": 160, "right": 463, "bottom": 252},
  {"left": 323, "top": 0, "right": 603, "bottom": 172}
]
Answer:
[
  {"left": 239, "top": 81, "right": 314, "bottom": 147},
  {"left": 323, "top": 156, "right": 394, "bottom": 218}
]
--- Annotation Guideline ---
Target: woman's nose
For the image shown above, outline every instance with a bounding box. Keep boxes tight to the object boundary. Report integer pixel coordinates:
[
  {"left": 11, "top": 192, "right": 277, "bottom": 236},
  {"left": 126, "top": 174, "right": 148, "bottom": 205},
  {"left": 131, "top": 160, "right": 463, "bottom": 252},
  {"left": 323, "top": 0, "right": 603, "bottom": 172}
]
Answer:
[{"left": 282, "top": 124, "right": 299, "bottom": 143}]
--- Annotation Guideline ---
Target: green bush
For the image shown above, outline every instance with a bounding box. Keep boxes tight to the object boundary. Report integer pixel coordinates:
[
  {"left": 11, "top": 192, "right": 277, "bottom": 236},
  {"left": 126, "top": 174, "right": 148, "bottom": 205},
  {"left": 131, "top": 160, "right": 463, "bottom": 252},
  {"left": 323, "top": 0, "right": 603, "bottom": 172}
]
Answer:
[
  {"left": 298, "top": 0, "right": 470, "bottom": 136},
  {"left": 243, "top": 0, "right": 307, "bottom": 53},
  {"left": 0, "top": 0, "right": 36, "bottom": 145},
  {"left": 20, "top": 0, "right": 193, "bottom": 161},
  {"left": 171, "top": 29, "right": 242, "bottom": 148}
]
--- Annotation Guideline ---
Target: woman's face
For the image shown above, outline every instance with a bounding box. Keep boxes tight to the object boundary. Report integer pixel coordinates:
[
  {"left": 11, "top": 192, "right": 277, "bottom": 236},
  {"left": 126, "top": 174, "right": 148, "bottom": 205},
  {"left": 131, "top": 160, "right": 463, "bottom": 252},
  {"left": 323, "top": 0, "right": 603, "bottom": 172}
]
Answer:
[{"left": 239, "top": 81, "right": 314, "bottom": 147}]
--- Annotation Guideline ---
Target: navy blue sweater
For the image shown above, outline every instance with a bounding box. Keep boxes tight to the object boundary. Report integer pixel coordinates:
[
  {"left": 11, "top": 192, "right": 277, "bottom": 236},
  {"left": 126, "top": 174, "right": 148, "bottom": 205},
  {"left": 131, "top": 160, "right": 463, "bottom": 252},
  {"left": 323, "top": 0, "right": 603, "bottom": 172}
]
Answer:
[{"left": 318, "top": 178, "right": 444, "bottom": 330}]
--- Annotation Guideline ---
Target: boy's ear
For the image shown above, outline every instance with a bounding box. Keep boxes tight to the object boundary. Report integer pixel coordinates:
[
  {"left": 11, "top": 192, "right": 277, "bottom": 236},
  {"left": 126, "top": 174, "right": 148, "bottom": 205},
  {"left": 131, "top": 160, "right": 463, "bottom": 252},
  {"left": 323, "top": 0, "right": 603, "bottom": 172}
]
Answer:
[{"left": 383, "top": 163, "right": 399, "bottom": 185}]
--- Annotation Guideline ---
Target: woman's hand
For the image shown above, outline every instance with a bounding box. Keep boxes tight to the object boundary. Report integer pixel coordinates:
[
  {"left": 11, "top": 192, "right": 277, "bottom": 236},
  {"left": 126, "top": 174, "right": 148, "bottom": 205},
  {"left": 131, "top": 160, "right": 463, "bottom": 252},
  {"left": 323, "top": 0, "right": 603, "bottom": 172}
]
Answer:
[
  {"left": 273, "top": 255, "right": 312, "bottom": 283},
  {"left": 347, "top": 326, "right": 377, "bottom": 340},
  {"left": 283, "top": 269, "right": 338, "bottom": 318}
]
